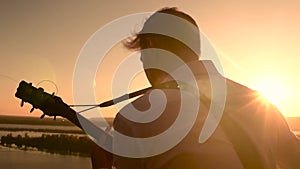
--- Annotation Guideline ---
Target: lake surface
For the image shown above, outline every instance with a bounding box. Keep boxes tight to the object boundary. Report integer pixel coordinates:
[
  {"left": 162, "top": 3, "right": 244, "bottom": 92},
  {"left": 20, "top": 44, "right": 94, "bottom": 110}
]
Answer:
[
  {"left": 0, "top": 146, "right": 91, "bottom": 169},
  {"left": 0, "top": 115, "right": 298, "bottom": 169},
  {"left": 0, "top": 123, "right": 80, "bottom": 131},
  {"left": 0, "top": 123, "right": 84, "bottom": 137},
  {"left": 0, "top": 117, "right": 93, "bottom": 168}
]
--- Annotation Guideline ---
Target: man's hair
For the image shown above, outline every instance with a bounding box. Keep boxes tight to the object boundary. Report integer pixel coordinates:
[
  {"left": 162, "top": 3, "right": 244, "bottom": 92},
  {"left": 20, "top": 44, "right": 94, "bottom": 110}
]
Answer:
[{"left": 124, "top": 7, "right": 200, "bottom": 57}]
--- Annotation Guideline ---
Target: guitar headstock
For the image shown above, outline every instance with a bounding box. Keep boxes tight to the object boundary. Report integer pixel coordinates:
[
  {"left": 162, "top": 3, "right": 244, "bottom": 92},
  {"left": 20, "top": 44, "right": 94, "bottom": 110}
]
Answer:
[{"left": 15, "top": 80, "right": 69, "bottom": 119}]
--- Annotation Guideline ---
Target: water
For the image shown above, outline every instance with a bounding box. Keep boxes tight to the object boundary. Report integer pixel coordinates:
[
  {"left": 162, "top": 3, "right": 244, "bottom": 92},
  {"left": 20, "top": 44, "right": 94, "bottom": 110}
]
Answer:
[
  {"left": 1, "top": 117, "right": 296, "bottom": 169},
  {"left": 0, "top": 122, "right": 92, "bottom": 168},
  {"left": 0, "top": 146, "right": 91, "bottom": 169},
  {"left": 0, "top": 123, "right": 81, "bottom": 132},
  {"left": 0, "top": 123, "right": 84, "bottom": 137}
]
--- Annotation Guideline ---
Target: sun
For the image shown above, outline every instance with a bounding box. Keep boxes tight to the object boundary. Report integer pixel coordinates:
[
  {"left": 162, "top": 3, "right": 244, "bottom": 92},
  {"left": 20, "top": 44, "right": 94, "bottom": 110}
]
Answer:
[{"left": 252, "top": 78, "right": 289, "bottom": 108}]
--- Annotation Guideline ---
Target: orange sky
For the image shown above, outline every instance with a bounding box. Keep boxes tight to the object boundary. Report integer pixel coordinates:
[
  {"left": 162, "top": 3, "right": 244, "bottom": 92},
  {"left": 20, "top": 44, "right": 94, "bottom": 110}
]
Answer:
[{"left": 1, "top": 1, "right": 300, "bottom": 117}]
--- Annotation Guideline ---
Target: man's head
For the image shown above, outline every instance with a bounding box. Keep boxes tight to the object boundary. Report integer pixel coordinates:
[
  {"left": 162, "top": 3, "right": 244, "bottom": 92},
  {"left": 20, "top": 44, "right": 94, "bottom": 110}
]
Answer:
[{"left": 124, "top": 7, "right": 201, "bottom": 86}]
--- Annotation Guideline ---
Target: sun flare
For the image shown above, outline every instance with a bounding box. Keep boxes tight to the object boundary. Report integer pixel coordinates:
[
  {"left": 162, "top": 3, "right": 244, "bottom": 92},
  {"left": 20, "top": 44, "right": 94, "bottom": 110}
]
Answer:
[{"left": 253, "top": 78, "right": 289, "bottom": 108}]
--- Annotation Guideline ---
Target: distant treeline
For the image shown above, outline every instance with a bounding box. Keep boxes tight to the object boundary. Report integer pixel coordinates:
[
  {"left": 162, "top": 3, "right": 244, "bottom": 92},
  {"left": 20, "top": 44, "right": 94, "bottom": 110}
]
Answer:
[
  {"left": 0, "top": 115, "right": 75, "bottom": 126},
  {"left": 0, "top": 133, "right": 94, "bottom": 157},
  {"left": 0, "top": 127, "right": 85, "bottom": 134},
  {"left": 0, "top": 115, "right": 114, "bottom": 126}
]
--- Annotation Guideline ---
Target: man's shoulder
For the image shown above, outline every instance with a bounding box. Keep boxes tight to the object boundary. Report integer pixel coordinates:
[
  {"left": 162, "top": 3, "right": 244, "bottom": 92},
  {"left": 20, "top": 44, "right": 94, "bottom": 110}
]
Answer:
[{"left": 225, "top": 78, "right": 258, "bottom": 96}]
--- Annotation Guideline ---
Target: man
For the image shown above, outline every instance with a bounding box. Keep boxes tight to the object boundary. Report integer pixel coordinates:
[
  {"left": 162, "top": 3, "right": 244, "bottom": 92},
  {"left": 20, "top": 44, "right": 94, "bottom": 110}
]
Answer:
[{"left": 92, "top": 7, "right": 300, "bottom": 169}]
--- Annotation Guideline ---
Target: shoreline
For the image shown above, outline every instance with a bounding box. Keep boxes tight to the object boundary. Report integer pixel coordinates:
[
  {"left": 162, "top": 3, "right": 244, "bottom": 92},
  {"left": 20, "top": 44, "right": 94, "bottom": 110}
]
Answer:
[{"left": 0, "top": 145, "right": 91, "bottom": 169}]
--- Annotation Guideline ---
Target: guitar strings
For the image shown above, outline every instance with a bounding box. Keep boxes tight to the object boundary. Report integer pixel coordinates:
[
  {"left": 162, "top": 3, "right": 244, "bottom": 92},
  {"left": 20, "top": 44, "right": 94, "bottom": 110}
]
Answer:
[{"left": 76, "top": 105, "right": 100, "bottom": 114}]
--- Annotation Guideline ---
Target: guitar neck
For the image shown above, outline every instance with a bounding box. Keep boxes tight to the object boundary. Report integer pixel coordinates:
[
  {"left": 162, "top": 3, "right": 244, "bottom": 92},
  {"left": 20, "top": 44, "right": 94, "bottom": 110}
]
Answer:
[
  {"left": 59, "top": 105, "right": 83, "bottom": 129},
  {"left": 15, "top": 80, "right": 113, "bottom": 149}
]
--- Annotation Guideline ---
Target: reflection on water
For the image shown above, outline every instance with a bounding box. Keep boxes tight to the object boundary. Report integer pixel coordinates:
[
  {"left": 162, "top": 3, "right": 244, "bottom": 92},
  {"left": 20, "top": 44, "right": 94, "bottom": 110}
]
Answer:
[
  {"left": 0, "top": 124, "right": 83, "bottom": 135},
  {"left": 1, "top": 131, "right": 92, "bottom": 157},
  {"left": 0, "top": 124, "right": 80, "bottom": 131},
  {"left": 0, "top": 116, "right": 94, "bottom": 168},
  {"left": 0, "top": 123, "right": 92, "bottom": 160},
  {"left": 0, "top": 130, "right": 42, "bottom": 137},
  {"left": 0, "top": 123, "right": 85, "bottom": 137},
  {"left": 0, "top": 146, "right": 91, "bottom": 169},
  {"left": 0, "top": 130, "right": 85, "bottom": 137}
]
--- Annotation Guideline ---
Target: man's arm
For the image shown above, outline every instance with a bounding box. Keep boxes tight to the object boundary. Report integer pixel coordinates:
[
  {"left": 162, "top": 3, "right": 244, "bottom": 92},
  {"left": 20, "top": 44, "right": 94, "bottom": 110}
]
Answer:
[{"left": 276, "top": 115, "right": 300, "bottom": 168}]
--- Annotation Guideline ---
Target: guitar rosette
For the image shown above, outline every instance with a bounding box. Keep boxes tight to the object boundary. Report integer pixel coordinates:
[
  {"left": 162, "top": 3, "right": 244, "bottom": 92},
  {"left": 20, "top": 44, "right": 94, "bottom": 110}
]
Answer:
[{"left": 72, "top": 12, "right": 226, "bottom": 158}]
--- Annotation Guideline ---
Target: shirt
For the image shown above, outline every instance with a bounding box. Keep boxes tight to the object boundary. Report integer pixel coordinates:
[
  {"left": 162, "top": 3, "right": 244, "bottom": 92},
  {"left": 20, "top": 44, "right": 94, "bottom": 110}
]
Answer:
[{"left": 112, "top": 60, "right": 300, "bottom": 169}]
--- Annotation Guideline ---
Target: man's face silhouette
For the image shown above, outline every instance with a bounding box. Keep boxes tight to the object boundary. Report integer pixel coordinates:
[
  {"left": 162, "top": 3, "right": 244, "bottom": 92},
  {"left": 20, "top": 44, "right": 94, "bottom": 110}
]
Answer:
[
  {"left": 140, "top": 50, "right": 170, "bottom": 86},
  {"left": 140, "top": 34, "right": 184, "bottom": 86},
  {"left": 140, "top": 35, "right": 191, "bottom": 86}
]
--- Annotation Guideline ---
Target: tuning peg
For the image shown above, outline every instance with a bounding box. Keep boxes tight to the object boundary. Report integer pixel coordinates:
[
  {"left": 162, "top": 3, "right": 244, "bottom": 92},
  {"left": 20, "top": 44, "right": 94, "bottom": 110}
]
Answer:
[
  {"left": 40, "top": 113, "right": 46, "bottom": 119},
  {"left": 30, "top": 107, "right": 35, "bottom": 113},
  {"left": 53, "top": 116, "right": 56, "bottom": 120},
  {"left": 52, "top": 92, "right": 55, "bottom": 96},
  {"left": 20, "top": 100, "right": 24, "bottom": 107}
]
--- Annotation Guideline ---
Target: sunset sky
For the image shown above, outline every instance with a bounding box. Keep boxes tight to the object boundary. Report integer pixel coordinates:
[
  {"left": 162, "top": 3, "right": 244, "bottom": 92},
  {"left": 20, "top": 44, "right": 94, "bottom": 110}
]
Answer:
[{"left": 1, "top": 0, "right": 300, "bottom": 117}]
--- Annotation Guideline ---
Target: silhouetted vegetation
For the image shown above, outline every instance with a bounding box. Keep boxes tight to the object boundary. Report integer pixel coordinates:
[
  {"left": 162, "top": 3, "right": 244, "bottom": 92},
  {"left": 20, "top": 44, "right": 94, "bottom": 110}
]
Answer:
[
  {"left": 0, "top": 115, "right": 114, "bottom": 126},
  {"left": 0, "top": 127, "right": 84, "bottom": 134},
  {"left": 0, "top": 133, "right": 93, "bottom": 157},
  {"left": 0, "top": 115, "right": 75, "bottom": 126},
  {"left": 0, "top": 115, "right": 115, "bottom": 157}
]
